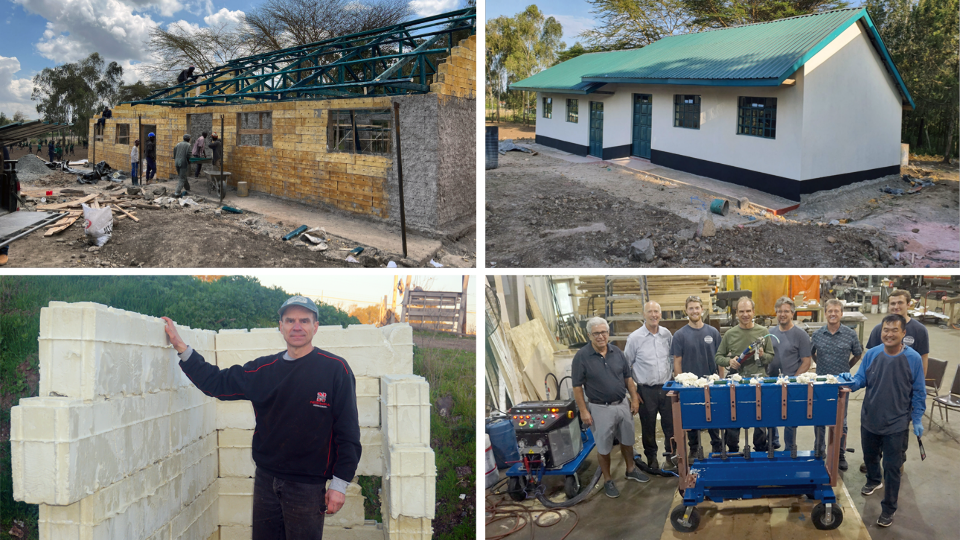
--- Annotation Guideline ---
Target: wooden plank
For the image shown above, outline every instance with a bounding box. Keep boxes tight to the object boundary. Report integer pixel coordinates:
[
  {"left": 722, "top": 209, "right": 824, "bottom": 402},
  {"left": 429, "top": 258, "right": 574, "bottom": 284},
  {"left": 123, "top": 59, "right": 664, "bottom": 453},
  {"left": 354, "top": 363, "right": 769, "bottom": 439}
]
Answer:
[
  {"left": 110, "top": 205, "right": 139, "bottom": 222},
  {"left": 458, "top": 276, "right": 469, "bottom": 335},
  {"left": 525, "top": 284, "right": 561, "bottom": 352},
  {"left": 493, "top": 275, "right": 512, "bottom": 330},
  {"left": 44, "top": 215, "right": 81, "bottom": 236},
  {"left": 36, "top": 193, "right": 97, "bottom": 210}
]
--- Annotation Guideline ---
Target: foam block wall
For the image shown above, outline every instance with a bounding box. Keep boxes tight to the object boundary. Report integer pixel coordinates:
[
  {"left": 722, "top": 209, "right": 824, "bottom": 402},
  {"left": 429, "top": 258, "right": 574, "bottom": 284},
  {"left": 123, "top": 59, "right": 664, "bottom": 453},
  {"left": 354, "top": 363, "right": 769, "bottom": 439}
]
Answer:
[
  {"left": 12, "top": 306, "right": 431, "bottom": 539},
  {"left": 12, "top": 303, "right": 219, "bottom": 540}
]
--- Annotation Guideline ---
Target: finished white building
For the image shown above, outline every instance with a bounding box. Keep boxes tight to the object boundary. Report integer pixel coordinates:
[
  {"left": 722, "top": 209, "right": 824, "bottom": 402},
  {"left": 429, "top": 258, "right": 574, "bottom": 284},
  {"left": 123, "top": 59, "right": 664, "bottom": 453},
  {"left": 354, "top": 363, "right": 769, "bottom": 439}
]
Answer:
[{"left": 511, "top": 8, "right": 914, "bottom": 201}]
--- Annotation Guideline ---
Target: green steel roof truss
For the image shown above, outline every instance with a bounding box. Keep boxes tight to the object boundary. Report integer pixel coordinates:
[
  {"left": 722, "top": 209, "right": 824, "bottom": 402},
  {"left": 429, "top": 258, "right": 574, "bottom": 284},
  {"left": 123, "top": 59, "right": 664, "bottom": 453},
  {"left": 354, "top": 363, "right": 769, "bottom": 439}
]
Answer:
[{"left": 130, "top": 7, "right": 475, "bottom": 107}]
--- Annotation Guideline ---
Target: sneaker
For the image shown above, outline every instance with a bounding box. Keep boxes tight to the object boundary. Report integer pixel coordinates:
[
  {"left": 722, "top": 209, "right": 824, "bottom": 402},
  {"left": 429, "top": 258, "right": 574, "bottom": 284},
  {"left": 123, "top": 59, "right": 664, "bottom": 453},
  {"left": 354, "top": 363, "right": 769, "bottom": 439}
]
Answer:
[
  {"left": 625, "top": 468, "right": 650, "bottom": 483},
  {"left": 646, "top": 457, "right": 660, "bottom": 472},
  {"left": 861, "top": 482, "right": 883, "bottom": 496},
  {"left": 604, "top": 480, "right": 620, "bottom": 498},
  {"left": 877, "top": 512, "right": 894, "bottom": 527},
  {"left": 860, "top": 463, "right": 867, "bottom": 473},
  {"left": 838, "top": 457, "right": 849, "bottom": 471}
]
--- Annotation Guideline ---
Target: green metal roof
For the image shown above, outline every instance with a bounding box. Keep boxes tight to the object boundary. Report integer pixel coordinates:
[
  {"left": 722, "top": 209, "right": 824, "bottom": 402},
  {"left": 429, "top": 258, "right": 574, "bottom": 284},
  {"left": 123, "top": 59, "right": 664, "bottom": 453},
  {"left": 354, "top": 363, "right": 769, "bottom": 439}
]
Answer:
[{"left": 511, "top": 9, "right": 913, "bottom": 108}]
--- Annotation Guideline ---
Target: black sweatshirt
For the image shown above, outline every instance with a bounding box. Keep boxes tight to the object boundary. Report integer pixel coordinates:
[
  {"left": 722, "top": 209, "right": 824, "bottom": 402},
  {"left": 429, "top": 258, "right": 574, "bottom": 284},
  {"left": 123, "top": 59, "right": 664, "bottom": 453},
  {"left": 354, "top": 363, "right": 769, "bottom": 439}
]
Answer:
[{"left": 179, "top": 347, "right": 362, "bottom": 485}]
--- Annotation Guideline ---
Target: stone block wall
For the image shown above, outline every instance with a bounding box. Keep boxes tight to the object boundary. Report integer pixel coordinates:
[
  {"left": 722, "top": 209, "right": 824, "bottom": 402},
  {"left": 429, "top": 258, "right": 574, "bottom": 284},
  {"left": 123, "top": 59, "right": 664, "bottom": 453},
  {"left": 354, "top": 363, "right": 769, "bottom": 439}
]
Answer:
[
  {"left": 11, "top": 303, "right": 434, "bottom": 540},
  {"left": 85, "top": 34, "right": 476, "bottom": 236}
]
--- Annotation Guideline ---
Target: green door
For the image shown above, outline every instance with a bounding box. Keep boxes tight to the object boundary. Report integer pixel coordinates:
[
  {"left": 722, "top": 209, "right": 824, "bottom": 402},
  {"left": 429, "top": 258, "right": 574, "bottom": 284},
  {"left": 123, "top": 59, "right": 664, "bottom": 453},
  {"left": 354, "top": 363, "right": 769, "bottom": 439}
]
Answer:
[
  {"left": 589, "top": 102, "right": 603, "bottom": 158},
  {"left": 632, "top": 94, "right": 652, "bottom": 159}
]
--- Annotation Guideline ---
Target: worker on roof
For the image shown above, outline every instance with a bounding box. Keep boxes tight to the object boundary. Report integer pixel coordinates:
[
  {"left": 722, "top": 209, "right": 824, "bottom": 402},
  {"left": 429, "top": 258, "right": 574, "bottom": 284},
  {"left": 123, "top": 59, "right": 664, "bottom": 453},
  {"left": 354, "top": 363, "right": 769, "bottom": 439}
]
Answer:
[
  {"left": 177, "top": 66, "right": 197, "bottom": 85},
  {"left": 715, "top": 296, "right": 776, "bottom": 453},
  {"left": 173, "top": 133, "right": 192, "bottom": 197},
  {"left": 844, "top": 313, "right": 925, "bottom": 528},
  {"left": 572, "top": 316, "right": 649, "bottom": 499},
  {"left": 625, "top": 301, "right": 677, "bottom": 473},
  {"left": 162, "top": 295, "right": 361, "bottom": 540}
]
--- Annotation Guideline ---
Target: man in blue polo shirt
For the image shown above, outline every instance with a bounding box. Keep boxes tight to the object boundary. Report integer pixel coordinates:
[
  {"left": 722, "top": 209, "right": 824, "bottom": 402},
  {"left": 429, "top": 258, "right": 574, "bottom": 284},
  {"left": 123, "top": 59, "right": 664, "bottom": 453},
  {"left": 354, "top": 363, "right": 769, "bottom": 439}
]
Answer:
[
  {"left": 811, "top": 298, "right": 862, "bottom": 470},
  {"left": 845, "top": 314, "right": 925, "bottom": 528}
]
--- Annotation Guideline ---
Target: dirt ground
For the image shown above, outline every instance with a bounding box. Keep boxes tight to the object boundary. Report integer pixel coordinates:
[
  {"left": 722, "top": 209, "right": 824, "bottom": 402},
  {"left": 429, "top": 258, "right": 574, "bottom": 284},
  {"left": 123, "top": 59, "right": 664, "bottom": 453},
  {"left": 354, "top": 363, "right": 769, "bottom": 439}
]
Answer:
[
  {"left": 486, "top": 149, "right": 960, "bottom": 268},
  {"left": 486, "top": 121, "right": 535, "bottom": 141},
  {"left": 5, "top": 160, "right": 473, "bottom": 269}
]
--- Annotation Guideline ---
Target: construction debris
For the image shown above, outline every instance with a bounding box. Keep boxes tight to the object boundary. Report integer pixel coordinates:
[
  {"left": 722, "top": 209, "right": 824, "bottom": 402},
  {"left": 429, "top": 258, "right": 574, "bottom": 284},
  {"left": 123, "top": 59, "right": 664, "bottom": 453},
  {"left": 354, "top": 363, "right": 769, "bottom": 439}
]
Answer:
[{"left": 498, "top": 139, "right": 536, "bottom": 155}]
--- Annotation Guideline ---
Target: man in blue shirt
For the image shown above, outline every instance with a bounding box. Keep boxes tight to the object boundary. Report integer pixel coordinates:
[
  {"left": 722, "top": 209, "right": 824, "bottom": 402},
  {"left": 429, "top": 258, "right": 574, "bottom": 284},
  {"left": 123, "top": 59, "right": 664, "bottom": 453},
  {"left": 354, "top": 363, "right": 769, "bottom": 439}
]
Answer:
[
  {"left": 670, "top": 295, "right": 722, "bottom": 458},
  {"left": 845, "top": 314, "right": 925, "bottom": 528}
]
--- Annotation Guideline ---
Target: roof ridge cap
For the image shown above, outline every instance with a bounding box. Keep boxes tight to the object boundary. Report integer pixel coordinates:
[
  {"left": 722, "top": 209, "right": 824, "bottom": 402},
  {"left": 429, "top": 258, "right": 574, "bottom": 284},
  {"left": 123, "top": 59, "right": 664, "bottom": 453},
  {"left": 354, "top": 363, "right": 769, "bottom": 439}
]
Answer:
[{"left": 697, "top": 7, "right": 863, "bottom": 34}]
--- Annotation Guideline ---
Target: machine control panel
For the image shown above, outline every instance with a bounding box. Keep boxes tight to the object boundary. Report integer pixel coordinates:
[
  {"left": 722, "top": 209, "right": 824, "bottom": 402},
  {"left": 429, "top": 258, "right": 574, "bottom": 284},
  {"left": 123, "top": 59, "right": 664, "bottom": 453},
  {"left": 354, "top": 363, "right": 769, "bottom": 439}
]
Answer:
[{"left": 509, "top": 400, "right": 577, "bottom": 432}]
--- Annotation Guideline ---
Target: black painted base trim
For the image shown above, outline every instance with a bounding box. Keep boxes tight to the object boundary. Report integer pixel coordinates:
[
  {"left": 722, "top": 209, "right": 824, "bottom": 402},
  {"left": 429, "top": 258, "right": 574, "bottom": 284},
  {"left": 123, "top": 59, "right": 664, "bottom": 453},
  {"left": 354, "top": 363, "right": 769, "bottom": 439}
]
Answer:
[
  {"left": 536, "top": 134, "right": 588, "bottom": 156},
  {"left": 603, "top": 144, "right": 631, "bottom": 160},
  {"left": 651, "top": 149, "right": 900, "bottom": 202}
]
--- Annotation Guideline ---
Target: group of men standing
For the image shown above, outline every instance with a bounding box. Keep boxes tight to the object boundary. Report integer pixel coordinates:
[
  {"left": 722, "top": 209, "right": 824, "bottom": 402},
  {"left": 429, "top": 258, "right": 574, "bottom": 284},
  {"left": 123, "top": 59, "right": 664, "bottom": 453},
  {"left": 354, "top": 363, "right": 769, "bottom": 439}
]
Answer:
[{"left": 570, "top": 289, "right": 927, "bottom": 528}]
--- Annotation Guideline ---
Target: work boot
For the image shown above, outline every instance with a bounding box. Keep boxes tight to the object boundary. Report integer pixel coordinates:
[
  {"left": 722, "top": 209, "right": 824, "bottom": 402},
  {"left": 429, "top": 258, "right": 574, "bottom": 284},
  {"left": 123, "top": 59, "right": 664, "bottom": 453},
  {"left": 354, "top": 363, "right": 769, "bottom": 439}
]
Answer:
[
  {"left": 646, "top": 457, "right": 660, "bottom": 472},
  {"left": 604, "top": 480, "right": 620, "bottom": 498},
  {"left": 838, "top": 454, "right": 848, "bottom": 471},
  {"left": 663, "top": 455, "right": 678, "bottom": 471}
]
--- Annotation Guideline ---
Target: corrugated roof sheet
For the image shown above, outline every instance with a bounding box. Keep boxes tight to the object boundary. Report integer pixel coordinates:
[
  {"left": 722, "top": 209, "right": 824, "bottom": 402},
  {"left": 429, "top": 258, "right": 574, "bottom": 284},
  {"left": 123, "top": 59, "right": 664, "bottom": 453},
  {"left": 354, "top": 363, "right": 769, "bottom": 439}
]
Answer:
[
  {"left": 0, "top": 121, "right": 73, "bottom": 144},
  {"left": 511, "top": 8, "right": 912, "bottom": 107}
]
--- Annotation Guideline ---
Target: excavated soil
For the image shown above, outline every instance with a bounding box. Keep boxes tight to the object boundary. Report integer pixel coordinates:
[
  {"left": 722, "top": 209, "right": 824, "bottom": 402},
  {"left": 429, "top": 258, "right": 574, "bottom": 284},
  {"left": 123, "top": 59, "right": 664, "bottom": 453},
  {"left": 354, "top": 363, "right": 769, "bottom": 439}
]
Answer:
[{"left": 486, "top": 151, "right": 959, "bottom": 268}]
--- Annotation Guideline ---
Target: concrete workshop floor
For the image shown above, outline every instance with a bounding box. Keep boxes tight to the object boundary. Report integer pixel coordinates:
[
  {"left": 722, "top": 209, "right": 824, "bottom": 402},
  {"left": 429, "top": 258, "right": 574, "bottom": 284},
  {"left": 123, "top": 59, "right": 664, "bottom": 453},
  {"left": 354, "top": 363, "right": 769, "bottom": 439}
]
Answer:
[{"left": 485, "top": 314, "right": 960, "bottom": 540}]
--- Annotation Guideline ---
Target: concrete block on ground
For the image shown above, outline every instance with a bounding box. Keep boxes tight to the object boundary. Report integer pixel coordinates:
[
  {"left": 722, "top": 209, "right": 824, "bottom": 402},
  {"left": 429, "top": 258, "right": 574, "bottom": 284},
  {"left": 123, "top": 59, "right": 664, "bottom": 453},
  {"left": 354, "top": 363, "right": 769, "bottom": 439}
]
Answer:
[{"left": 220, "top": 447, "right": 256, "bottom": 478}]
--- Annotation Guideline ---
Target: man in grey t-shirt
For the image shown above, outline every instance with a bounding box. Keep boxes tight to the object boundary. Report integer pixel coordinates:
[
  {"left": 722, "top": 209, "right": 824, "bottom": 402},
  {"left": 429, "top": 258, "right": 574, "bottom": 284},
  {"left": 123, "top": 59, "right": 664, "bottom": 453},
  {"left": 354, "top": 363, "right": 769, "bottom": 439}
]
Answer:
[
  {"left": 671, "top": 295, "right": 723, "bottom": 458},
  {"left": 768, "top": 297, "right": 812, "bottom": 452}
]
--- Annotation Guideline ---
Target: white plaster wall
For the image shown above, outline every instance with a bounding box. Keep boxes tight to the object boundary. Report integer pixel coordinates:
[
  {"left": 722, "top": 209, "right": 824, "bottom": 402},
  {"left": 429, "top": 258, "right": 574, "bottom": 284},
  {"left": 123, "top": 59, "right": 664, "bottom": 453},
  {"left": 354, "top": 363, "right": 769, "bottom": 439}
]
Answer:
[
  {"left": 535, "top": 93, "right": 592, "bottom": 147},
  {"left": 800, "top": 20, "right": 903, "bottom": 179}
]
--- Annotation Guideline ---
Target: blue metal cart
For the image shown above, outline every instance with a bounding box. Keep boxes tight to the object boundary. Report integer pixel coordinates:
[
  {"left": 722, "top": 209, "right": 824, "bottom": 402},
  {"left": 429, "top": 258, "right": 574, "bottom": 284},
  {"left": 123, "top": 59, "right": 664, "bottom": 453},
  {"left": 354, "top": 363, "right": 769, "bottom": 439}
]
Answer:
[
  {"left": 505, "top": 428, "right": 596, "bottom": 501},
  {"left": 665, "top": 376, "right": 852, "bottom": 532}
]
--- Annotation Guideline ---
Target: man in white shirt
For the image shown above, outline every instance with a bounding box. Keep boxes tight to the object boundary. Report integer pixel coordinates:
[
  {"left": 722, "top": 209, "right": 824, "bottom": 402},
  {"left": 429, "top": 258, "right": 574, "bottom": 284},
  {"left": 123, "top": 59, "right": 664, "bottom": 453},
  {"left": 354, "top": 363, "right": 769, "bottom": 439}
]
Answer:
[{"left": 624, "top": 301, "right": 675, "bottom": 471}]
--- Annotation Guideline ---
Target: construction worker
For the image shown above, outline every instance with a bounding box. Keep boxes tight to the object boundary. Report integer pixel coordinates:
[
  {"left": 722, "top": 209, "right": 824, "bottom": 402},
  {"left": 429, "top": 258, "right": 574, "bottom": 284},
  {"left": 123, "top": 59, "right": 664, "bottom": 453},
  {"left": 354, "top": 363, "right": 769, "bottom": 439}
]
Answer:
[
  {"left": 192, "top": 131, "right": 207, "bottom": 177},
  {"left": 130, "top": 139, "right": 140, "bottom": 185},
  {"left": 145, "top": 132, "right": 157, "bottom": 183},
  {"left": 47, "top": 140, "right": 54, "bottom": 162},
  {"left": 177, "top": 66, "right": 197, "bottom": 85},
  {"left": 208, "top": 132, "right": 222, "bottom": 167},
  {"left": 161, "top": 296, "right": 360, "bottom": 539},
  {"left": 173, "top": 134, "right": 192, "bottom": 196}
]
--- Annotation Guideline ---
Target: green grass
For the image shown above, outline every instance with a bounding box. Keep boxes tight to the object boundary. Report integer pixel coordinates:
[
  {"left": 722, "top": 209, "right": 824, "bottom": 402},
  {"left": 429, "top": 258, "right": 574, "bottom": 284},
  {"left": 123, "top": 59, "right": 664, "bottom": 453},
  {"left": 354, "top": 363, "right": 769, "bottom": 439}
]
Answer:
[{"left": 412, "top": 343, "right": 476, "bottom": 540}]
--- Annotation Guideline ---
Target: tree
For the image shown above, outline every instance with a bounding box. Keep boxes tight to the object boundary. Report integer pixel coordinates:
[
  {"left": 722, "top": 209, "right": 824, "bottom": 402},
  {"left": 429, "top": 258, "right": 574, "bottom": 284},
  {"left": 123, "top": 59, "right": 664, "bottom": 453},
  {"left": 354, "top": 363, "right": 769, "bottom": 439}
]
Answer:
[
  {"left": 579, "top": 0, "right": 700, "bottom": 50},
  {"left": 866, "top": 0, "right": 959, "bottom": 161},
  {"left": 683, "top": 0, "right": 848, "bottom": 28},
  {"left": 486, "top": 6, "right": 565, "bottom": 125},
  {"left": 240, "top": 0, "right": 412, "bottom": 53},
  {"left": 146, "top": 19, "right": 250, "bottom": 83},
  {"left": 31, "top": 53, "right": 123, "bottom": 139}
]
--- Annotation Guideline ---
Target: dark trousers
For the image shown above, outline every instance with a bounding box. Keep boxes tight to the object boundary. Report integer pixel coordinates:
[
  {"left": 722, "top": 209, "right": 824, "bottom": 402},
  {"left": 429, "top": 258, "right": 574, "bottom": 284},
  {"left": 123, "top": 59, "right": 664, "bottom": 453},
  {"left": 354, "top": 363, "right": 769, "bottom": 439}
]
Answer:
[
  {"left": 195, "top": 160, "right": 204, "bottom": 177},
  {"left": 724, "top": 427, "right": 771, "bottom": 452},
  {"left": 814, "top": 398, "right": 849, "bottom": 458},
  {"left": 146, "top": 158, "right": 156, "bottom": 181},
  {"left": 253, "top": 467, "right": 326, "bottom": 540},
  {"left": 688, "top": 429, "right": 723, "bottom": 454},
  {"left": 862, "top": 427, "right": 907, "bottom": 515},
  {"left": 638, "top": 385, "right": 674, "bottom": 461}
]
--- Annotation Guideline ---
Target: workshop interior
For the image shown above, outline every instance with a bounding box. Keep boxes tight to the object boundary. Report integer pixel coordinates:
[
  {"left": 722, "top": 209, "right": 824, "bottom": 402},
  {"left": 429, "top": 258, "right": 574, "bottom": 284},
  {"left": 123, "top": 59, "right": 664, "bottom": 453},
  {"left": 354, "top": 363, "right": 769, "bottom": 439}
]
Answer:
[{"left": 484, "top": 274, "right": 960, "bottom": 539}]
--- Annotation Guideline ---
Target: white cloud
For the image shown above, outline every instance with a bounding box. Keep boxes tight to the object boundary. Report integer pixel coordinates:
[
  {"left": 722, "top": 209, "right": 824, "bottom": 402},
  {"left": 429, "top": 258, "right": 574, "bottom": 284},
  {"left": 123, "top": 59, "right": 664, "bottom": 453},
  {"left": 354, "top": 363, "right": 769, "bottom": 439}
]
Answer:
[
  {"left": 0, "top": 56, "right": 37, "bottom": 119},
  {"left": 204, "top": 7, "right": 244, "bottom": 30},
  {"left": 410, "top": 0, "right": 461, "bottom": 17},
  {"left": 15, "top": 0, "right": 161, "bottom": 64}
]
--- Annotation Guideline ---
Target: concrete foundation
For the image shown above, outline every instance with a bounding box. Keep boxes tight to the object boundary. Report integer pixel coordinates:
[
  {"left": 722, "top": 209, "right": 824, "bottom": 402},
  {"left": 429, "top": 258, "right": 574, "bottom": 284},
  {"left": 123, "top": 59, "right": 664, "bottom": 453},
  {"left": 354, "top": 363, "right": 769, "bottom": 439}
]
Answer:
[{"left": 12, "top": 302, "right": 435, "bottom": 539}]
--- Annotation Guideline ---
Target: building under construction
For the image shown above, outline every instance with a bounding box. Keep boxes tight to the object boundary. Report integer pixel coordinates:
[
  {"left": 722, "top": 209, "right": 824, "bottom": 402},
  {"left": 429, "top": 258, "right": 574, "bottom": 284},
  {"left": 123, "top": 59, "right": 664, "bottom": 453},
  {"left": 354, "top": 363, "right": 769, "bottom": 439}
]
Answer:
[{"left": 88, "top": 8, "right": 476, "bottom": 236}]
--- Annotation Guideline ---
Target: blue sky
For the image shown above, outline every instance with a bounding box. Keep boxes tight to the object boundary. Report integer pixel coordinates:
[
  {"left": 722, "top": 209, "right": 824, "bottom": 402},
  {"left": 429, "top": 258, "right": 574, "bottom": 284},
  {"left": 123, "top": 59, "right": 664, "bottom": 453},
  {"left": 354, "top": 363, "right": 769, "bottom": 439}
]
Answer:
[
  {"left": 485, "top": 0, "right": 598, "bottom": 51},
  {"left": 0, "top": 0, "right": 466, "bottom": 118}
]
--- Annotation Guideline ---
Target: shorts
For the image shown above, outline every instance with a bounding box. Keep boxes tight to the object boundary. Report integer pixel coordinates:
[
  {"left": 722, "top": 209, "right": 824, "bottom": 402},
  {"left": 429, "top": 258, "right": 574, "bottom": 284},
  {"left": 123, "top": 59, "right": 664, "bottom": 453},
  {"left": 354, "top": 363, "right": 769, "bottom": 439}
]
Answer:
[{"left": 588, "top": 398, "right": 634, "bottom": 455}]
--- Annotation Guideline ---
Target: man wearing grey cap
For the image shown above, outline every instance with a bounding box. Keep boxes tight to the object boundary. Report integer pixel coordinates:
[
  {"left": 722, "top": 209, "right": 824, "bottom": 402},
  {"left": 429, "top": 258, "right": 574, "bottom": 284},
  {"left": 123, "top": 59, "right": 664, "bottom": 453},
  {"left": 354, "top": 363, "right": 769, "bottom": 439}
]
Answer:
[{"left": 162, "top": 295, "right": 361, "bottom": 540}]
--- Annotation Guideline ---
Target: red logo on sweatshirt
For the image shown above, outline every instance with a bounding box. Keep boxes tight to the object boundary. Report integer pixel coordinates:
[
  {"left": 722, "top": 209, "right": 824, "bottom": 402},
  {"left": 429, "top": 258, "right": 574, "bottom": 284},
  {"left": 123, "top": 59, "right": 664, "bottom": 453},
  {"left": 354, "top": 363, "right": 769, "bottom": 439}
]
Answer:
[{"left": 310, "top": 392, "right": 329, "bottom": 408}]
